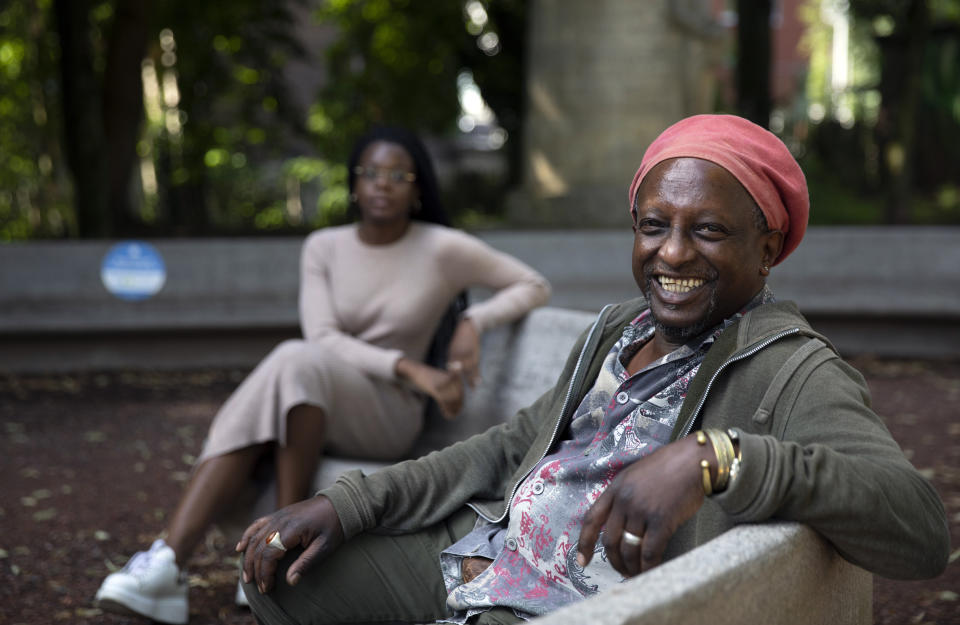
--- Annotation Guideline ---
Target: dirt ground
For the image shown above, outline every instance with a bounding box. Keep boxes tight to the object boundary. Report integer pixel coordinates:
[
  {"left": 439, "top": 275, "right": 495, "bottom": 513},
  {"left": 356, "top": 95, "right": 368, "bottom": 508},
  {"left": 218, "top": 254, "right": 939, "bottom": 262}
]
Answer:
[{"left": 0, "top": 358, "right": 958, "bottom": 625}]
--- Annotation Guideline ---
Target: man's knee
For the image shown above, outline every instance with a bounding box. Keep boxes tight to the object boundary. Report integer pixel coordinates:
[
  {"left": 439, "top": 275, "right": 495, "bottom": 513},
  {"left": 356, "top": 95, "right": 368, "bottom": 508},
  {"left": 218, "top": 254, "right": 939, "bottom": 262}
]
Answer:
[
  {"left": 472, "top": 607, "right": 523, "bottom": 625},
  {"left": 242, "top": 577, "right": 297, "bottom": 625}
]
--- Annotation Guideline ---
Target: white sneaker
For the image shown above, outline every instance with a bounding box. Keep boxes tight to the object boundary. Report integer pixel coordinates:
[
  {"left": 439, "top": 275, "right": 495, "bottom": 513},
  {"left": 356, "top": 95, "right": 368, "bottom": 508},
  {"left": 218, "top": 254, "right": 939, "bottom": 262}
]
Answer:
[
  {"left": 95, "top": 539, "right": 189, "bottom": 624},
  {"left": 235, "top": 579, "right": 250, "bottom": 607}
]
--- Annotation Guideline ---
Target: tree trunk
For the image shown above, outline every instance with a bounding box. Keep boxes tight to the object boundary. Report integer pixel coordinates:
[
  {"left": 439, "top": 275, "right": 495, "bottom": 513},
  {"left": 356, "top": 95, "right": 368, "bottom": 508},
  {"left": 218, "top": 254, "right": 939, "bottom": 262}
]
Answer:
[
  {"left": 53, "top": 0, "right": 110, "bottom": 237},
  {"left": 736, "top": 0, "right": 772, "bottom": 126},
  {"left": 102, "top": 0, "right": 153, "bottom": 235}
]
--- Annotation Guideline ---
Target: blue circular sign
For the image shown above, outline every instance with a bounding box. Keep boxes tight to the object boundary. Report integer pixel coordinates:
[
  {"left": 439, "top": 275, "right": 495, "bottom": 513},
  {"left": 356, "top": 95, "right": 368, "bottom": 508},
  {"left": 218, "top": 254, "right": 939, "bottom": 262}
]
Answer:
[{"left": 100, "top": 241, "right": 167, "bottom": 301}]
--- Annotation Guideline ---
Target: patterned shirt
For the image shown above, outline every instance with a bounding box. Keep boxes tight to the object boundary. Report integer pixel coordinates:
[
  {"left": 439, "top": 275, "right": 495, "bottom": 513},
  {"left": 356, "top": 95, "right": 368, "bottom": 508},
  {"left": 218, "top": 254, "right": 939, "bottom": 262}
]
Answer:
[{"left": 438, "top": 288, "right": 774, "bottom": 622}]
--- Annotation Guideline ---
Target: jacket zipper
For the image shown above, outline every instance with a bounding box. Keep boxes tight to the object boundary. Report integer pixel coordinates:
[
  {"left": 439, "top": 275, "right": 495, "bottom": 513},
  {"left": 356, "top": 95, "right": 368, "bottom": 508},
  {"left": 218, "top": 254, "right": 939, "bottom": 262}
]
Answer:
[
  {"left": 678, "top": 327, "right": 802, "bottom": 439},
  {"left": 480, "top": 304, "right": 614, "bottom": 524}
]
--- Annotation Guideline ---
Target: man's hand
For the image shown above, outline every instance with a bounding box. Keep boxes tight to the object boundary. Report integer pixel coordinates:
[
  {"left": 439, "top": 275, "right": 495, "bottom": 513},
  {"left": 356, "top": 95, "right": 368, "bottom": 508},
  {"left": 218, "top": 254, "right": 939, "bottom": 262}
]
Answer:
[
  {"left": 576, "top": 436, "right": 714, "bottom": 578},
  {"left": 446, "top": 317, "right": 481, "bottom": 388},
  {"left": 237, "top": 495, "right": 344, "bottom": 594},
  {"left": 396, "top": 357, "right": 464, "bottom": 419}
]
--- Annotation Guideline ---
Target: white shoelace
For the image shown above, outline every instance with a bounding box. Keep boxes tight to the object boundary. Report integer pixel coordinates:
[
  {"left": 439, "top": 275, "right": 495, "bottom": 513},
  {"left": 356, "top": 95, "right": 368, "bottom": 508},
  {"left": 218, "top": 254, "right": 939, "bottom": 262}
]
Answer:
[{"left": 122, "top": 540, "right": 166, "bottom": 576}]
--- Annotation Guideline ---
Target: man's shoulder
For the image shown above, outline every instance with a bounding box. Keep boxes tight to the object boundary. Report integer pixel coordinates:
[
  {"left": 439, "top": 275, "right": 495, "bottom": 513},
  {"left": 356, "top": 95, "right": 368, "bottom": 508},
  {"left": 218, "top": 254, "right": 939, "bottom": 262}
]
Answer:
[
  {"left": 741, "top": 300, "right": 811, "bottom": 337},
  {"left": 732, "top": 300, "right": 838, "bottom": 357}
]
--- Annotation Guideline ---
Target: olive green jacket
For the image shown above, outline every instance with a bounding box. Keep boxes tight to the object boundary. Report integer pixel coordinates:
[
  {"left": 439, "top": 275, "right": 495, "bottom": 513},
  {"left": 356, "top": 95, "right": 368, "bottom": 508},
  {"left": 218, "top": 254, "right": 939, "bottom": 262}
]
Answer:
[{"left": 322, "top": 297, "right": 950, "bottom": 580}]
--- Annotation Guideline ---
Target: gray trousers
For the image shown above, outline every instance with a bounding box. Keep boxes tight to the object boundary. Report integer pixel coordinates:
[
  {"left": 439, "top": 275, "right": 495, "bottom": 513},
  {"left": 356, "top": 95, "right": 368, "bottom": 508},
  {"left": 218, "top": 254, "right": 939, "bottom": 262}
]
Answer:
[{"left": 243, "top": 507, "right": 521, "bottom": 625}]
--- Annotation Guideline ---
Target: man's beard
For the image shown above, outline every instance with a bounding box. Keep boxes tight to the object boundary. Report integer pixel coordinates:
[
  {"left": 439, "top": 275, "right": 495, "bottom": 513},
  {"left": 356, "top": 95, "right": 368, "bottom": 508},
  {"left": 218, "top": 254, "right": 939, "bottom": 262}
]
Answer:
[{"left": 642, "top": 278, "right": 720, "bottom": 344}]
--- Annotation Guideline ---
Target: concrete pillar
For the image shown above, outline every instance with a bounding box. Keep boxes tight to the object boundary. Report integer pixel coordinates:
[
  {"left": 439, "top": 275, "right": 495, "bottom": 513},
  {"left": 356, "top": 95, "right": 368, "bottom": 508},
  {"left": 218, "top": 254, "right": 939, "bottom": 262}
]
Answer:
[{"left": 509, "top": 0, "right": 724, "bottom": 227}]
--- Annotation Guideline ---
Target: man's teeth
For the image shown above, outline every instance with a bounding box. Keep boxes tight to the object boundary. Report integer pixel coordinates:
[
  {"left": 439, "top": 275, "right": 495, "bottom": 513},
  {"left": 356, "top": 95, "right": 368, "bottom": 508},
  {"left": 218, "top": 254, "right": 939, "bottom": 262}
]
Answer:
[{"left": 658, "top": 276, "right": 704, "bottom": 293}]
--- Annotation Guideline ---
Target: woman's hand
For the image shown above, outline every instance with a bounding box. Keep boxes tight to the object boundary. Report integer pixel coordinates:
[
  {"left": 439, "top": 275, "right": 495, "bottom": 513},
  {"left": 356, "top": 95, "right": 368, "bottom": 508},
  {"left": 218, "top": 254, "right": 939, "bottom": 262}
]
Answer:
[
  {"left": 237, "top": 495, "right": 344, "bottom": 594},
  {"left": 396, "top": 357, "right": 464, "bottom": 419},
  {"left": 576, "top": 436, "right": 714, "bottom": 578},
  {"left": 446, "top": 317, "right": 481, "bottom": 388}
]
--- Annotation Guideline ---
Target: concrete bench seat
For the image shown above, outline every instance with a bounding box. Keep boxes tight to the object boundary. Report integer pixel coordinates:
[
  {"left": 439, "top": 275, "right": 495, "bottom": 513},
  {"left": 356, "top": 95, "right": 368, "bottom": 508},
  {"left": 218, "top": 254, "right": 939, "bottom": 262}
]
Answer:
[
  {"left": 533, "top": 522, "right": 871, "bottom": 625},
  {"left": 225, "top": 305, "right": 870, "bottom": 625}
]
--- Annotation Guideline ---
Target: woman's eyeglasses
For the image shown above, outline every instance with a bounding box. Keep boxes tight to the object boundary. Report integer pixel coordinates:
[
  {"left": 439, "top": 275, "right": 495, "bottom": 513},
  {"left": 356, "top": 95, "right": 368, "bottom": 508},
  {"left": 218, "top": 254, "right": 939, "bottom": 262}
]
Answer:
[{"left": 353, "top": 166, "right": 416, "bottom": 184}]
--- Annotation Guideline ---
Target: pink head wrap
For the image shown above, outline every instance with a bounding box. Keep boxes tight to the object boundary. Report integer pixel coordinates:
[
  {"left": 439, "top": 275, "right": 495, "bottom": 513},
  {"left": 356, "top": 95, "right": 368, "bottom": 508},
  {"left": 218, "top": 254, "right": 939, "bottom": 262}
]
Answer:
[{"left": 628, "top": 114, "right": 809, "bottom": 265}]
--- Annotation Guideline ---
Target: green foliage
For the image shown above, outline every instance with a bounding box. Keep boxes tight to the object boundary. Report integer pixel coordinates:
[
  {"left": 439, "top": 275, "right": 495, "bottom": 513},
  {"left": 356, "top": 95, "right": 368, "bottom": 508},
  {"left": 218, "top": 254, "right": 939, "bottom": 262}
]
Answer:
[
  {"left": 143, "top": 1, "right": 311, "bottom": 234},
  {"left": 800, "top": 0, "right": 960, "bottom": 223},
  {"left": 1, "top": 0, "right": 527, "bottom": 238},
  {"left": 0, "top": 0, "right": 317, "bottom": 238},
  {"left": 310, "top": 0, "right": 464, "bottom": 162},
  {"left": 0, "top": 0, "right": 73, "bottom": 240},
  {"left": 284, "top": 157, "right": 350, "bottom": 227},
  {"left": 799, "top": 147, "right": 885, "bottom": 224},
  {"left": 309, "top": 0, "right": 527, "bottom": 187}
]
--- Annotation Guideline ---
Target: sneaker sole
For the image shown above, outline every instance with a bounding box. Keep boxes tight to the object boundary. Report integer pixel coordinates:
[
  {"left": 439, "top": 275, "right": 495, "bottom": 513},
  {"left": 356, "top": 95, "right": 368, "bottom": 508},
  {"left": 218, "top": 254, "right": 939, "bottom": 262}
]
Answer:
[
  {"left": 95, "top": 586, "right": 188, "bottom": 625},
  {"left": 235, "top": 581, "right": 250, "bottom": 607}
]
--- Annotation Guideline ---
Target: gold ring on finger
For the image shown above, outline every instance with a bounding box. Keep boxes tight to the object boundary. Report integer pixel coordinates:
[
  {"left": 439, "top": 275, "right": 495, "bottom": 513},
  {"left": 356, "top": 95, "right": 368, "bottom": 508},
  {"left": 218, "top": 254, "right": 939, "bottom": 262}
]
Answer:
[{"left": 265, "top": 530, "right": 287, "bottom": 552}]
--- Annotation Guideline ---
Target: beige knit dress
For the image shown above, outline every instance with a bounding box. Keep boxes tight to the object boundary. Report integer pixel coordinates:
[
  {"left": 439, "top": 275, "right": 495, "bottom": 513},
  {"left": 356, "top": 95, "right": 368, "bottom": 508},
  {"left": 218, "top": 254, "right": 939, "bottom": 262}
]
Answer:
[{"left": 198, "top": 222, "right": 551, "bottom": 462}]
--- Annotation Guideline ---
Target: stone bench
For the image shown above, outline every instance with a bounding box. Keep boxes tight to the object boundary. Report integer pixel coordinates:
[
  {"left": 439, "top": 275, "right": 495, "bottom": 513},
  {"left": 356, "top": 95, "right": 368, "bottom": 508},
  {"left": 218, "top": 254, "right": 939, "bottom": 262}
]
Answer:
[
  {"left": 226, "top": 305, "right": 871, "bottom": 625},
  {"left": 533, "top": 522, "right": 871, "bottom": 625}
]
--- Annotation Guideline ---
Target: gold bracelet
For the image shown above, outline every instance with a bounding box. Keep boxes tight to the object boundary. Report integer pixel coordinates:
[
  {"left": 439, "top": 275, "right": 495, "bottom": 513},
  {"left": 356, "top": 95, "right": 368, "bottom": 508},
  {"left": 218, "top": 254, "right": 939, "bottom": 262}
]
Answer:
[
  {"left": 704, "top": 429, "right": 735, "bottom": 492},
  {"left": 695, "top": 431, "right": 713, "bottom": 495},
  {"left": 717, "top": 429, "right": 736, "bottom": 491},
  {"left": 701, "top": 429, "right": 724, "bottom": 490},
  {"left": 700, "top": 459, "right": 713, "bottom": 496}
]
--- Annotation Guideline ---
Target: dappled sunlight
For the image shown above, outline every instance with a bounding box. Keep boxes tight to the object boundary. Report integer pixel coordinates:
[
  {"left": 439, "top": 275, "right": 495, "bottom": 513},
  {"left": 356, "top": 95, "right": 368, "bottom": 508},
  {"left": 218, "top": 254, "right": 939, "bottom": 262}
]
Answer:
[
  {"left": 529, "top": 79, "right": 566, "bottom": 125},
  {"left": 457, "top": 69, "right": 507, "bottom": 150},
  {"left": 530, "top": 150, "right": 568, "bottom": 197}
]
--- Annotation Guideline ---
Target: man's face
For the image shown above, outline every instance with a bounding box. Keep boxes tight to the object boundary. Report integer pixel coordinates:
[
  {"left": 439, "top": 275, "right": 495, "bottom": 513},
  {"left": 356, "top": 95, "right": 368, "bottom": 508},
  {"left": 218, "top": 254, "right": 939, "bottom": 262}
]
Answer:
[{"left": 631, "top": 157, "right": 781, "bottom": 342}]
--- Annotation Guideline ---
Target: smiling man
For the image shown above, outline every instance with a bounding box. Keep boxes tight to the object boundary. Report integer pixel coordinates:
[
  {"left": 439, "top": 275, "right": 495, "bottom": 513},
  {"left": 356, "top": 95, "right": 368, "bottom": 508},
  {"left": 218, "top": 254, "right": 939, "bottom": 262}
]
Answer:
[{"left": 238, "top": 115, "right": 949, "bottom": 625}]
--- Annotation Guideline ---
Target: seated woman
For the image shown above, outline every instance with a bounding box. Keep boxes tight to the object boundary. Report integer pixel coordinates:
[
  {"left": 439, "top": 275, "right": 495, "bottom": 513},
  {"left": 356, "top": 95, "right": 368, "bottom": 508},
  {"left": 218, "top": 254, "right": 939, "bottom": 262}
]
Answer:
[{"left": 94, "top": 126, "right": 551, "bottom": 624}]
